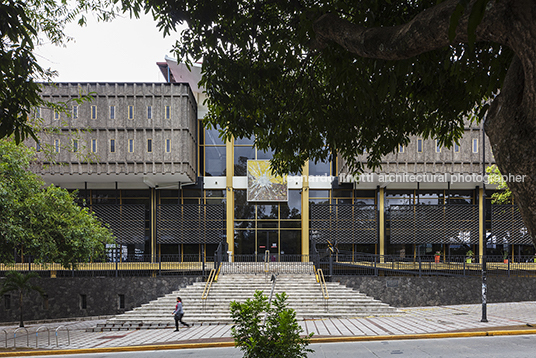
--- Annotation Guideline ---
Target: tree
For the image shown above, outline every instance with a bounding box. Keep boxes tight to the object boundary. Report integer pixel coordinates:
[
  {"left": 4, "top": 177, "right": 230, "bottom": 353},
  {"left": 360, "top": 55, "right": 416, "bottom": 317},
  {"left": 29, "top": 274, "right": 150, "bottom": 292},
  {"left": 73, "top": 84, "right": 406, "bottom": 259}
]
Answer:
[
  {"left": 230, "top": 290, "right": 313, "bottom": 358},
  {"left": 0, "top": 139, "right": 114, "bottom": 267},
  {"left": 0, "top": 0, "right": 116, "bottom": 143},
  {"left": 486, "top": 164, "right": 512, "bottom": 204},
  {"left": 117, "top": 0, "right": 536, "bottom": 246},
  {"left": 0, "top": 271, "right": 45, "bottom": 327}
]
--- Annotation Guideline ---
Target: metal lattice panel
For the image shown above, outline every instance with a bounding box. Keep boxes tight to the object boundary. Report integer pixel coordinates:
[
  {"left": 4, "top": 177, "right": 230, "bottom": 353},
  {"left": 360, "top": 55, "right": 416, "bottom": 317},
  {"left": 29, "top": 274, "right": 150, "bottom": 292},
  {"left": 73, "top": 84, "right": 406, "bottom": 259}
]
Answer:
[
  {"left": 91, "top": 204, "right": 146, "bottom": 244},
  {"left": 389, "top": 205, "right": 479, "bottom": 244},
  {"left": 491, "top": 205, "right": 532, "bottom": 245},
  {"left": 157, "top": 204, "right": 224, "bottom": 244},
  {"left": 310, "top": 204, "right": 378, "bottom": 244}
]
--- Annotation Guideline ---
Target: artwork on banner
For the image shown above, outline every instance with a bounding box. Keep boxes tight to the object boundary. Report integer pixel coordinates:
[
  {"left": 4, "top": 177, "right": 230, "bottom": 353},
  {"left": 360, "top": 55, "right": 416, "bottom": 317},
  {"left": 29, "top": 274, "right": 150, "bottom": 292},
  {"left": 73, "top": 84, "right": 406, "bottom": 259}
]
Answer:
[{"left": 247, "top": 160, "right": 288, "bottom": 202}]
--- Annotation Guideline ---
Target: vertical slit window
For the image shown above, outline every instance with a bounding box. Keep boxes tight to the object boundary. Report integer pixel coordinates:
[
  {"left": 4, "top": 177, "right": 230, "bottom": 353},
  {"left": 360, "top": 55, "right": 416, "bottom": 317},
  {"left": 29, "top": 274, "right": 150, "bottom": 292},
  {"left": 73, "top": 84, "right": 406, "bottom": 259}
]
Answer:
[
  {"left": 147, "top": 139, "right": 152, "bottom": 153},
  {"left": 128, "top": 105, "right": 134, "bottom": 120},
  {"left": 165, "top": 106, "right": 171, "bottom": 119},
  {"left": 417, "top": 139, "right": 423, "bottom": 153},
  {"left": 91, "top": 106, "right": 97, "bottom": 119},
  {"left": 454, "top": 143, "right": 460, "bottom": 153},
  {"left": 436, "top": 140, "right": 441, "bottom": 153},
  {"left": 73, "top": 105, "right": 78, "bottom": 119},
  {"left": 166, "top": 139, "right": 171, "bottom": 153},
  {"left": 399, "top": 145, "right": 404, "bottom": 153},
  {"left": 54, "top": 110, "right": 59, "bottom": 120},
  {"left": 80, "top": 294, "right": 87, "bottom": 310},
  {"left": 110, "top": 139, "right": 116, "bottom": 153},
  {"left": 147, "top": 106, "right": 152, "bottom": 119},
  {"left": 73, "top": 139, "right": 78, "bottom": 153},
  {"left": 473, "top": 139, "right": 478, "bottom": 153},
  {"left": 35, "top": 108, "right": 41, "bottom": 118},
  {"left": 128, "top": 139, "right": 134, "bottom": 153},
  {"left": 54, "top": 139, "right": 60, "bottom": 153},
  {"left": 36, "top": 142, "right": 41, "bottom": 152},
  {"left": 118, "top": 294, "right": 125, "bottom": 309},
  {"left": 4, "top": 295, "right": 11, "bottom": 310},
  {"left": 110, "top": 106, "right": 115, "bottom": 119},
  {"left": 92, "top": 139, "right": 97, "bottom": 153}
]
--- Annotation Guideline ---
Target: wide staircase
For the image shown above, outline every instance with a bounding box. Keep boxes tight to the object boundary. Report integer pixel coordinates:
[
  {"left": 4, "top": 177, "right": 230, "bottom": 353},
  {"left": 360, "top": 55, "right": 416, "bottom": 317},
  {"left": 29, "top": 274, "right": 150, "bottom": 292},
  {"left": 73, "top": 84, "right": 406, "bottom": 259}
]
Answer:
[{"left": 92, "top": 267, "right": 401, "bottom": 331}]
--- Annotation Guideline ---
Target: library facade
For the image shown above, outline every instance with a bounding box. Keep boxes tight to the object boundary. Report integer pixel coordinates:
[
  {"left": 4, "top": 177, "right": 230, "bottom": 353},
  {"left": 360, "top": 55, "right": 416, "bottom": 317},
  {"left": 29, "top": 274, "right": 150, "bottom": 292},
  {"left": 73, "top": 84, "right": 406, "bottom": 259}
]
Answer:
[{"left": 30, "top": 58, "right": 532, "bottom": 265}]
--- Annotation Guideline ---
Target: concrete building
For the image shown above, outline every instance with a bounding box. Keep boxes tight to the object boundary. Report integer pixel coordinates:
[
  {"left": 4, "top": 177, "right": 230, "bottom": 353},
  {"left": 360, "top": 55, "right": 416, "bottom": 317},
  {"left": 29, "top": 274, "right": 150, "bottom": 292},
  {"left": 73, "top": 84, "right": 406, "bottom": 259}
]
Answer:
[{"left": 28, "top": 59, "right": 532, "bottom": 264}]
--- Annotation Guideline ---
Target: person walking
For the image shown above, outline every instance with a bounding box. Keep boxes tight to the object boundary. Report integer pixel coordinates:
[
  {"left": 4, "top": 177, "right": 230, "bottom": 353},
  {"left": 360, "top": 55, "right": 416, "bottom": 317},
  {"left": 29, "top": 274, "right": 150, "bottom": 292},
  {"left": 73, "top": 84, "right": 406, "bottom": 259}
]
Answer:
[{"left": 172, "top": 296, "right": 190, "bottom": 331}]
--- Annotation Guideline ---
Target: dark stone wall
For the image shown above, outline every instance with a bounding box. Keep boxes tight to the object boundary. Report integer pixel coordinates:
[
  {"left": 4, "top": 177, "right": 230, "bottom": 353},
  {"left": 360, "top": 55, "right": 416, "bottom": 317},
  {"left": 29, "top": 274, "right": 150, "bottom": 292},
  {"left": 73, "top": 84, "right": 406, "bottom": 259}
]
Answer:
[
  {"left": 333, "top": 275, "right": 536, "bottom": 307},
  {"left": 0, "top": 276, "right": 202, "bottom": 324}
]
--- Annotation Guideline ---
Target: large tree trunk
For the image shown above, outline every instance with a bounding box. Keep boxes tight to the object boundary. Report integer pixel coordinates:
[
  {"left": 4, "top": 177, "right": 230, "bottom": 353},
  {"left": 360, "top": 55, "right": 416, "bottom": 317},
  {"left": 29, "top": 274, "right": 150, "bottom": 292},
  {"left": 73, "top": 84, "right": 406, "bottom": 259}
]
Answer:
[{"left": 313, "top": 0, "right": 536, "bottom": 246}]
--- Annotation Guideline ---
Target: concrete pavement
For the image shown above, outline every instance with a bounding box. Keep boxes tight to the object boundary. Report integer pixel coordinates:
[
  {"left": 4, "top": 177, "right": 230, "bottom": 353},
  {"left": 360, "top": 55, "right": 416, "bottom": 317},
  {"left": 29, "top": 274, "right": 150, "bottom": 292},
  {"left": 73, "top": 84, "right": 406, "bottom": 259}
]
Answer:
[{"left": 2, "top": 301, "right": 536, "bottom": 355}]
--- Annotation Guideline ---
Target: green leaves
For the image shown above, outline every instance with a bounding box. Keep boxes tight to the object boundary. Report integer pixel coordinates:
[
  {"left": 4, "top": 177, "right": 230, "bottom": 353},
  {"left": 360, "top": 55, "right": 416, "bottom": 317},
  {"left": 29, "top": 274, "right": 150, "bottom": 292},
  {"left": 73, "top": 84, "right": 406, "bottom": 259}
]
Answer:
[
  {"left": 0, "top": 139, "right": 114, "bottom": 267},
  {"left": 230, "top": 290, "right": 313, "bottom": 358}
]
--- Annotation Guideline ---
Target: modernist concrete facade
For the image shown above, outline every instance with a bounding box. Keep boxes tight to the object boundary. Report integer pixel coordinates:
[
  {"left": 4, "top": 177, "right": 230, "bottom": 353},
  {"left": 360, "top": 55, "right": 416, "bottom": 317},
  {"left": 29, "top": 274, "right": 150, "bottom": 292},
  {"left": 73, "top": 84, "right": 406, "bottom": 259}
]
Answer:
[{"left": 26, "top": 59, "right": 532, "bottom": 263}]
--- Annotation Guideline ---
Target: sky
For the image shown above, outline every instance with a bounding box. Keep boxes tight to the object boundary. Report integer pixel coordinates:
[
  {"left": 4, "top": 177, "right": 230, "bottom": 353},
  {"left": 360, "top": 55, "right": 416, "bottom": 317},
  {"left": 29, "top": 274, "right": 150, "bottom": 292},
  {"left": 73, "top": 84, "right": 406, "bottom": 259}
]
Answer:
[{"left": 34, "top": 12, "right": 183, "bottom": 83}]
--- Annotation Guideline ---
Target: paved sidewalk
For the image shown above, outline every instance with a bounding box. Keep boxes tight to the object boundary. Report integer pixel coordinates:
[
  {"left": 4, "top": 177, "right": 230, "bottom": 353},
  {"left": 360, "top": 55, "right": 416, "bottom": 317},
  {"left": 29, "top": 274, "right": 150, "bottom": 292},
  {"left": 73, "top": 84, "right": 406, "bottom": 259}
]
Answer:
[{"left": 2, "top": 301, "right": 536, "bottom": 352}]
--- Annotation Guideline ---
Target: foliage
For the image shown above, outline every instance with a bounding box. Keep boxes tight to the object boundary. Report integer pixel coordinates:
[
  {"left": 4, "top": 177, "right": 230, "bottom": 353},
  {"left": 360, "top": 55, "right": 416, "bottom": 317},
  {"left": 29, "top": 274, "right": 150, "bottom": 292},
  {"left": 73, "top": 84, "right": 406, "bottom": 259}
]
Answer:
[
  {"left": 0, "top": 139, "right": 114, "bottom": 267},
  {"left": 0, "top": 271, "right": 45, "bottom": 327},
  {"left": 117, "top": 0, "right": 512, "bottom": 175},
  {"left": 0, "top": 0, "right": 117, "bottom": 143},
  {"left": 486, "top": 164, "right": 512, "bottom": 205},
  {"left": 230, "top": 290, "right": 313, "bottom": 358}
]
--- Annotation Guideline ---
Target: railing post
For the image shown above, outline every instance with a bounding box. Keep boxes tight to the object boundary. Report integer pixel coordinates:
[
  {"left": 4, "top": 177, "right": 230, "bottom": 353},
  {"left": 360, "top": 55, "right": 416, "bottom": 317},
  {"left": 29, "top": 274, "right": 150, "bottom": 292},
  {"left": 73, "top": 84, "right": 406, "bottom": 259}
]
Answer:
[
  {"left": 202, "top": 246, "right": 206, "bottom": 278},
  {"left": 463, "top": 260, "right": 466, "bottom": 276},
  {"left": 418, "top": 255, "right": 422, "bottom": 277},
  {"left": 329, "top": 252, "right": 333, "bottom": 277},
  {"left": 159, "top": 257, "right": 162, "bottom": 276},
  {"left": 508, "top": 259, "right": 510, "bottom": 277}
]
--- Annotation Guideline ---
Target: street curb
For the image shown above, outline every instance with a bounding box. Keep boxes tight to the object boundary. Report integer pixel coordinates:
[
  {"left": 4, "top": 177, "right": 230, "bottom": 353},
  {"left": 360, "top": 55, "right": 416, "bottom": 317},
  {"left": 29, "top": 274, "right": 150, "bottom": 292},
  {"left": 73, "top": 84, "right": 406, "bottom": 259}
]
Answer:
[{"left": 2, "top": 329, "right": 536, "bottom": 356}]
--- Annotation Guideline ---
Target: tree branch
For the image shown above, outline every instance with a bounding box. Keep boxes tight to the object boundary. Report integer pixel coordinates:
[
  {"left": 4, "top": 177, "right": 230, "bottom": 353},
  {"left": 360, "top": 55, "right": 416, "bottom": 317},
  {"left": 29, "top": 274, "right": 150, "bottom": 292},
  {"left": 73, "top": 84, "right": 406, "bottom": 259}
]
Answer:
[{"left": 311, "top": 0, "right": 509, "bottom": 60}]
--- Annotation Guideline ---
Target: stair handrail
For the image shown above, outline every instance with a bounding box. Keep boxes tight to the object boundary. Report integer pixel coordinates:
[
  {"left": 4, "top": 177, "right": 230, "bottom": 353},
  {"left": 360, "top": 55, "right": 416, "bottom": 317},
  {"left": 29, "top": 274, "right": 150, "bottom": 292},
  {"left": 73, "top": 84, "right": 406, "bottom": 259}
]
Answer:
[
  {"left": 316, "top": 267, "right": 329, "bottom": 301},
  {"left": 202, "top": 263, "right": 221, "bottom": 300}
]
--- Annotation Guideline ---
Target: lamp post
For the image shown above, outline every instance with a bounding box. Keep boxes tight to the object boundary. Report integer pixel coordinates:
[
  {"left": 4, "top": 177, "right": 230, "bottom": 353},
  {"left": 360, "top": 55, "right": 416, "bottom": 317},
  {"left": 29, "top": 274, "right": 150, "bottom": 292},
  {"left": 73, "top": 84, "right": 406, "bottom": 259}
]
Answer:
[{"left": 481, "top": 122, "right": 488, "bottom": 323}]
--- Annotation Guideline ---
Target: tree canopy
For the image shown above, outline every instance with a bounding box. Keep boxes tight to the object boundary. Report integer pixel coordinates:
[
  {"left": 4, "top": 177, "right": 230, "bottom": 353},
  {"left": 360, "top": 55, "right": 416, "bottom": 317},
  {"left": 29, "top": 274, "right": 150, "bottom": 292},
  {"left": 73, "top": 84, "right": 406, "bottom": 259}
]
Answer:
[
  {"left": 0, "top": 0, "right": 116, "bottom": 142},
  {"left": 117, "top": 0, "right": 536, "bottom": 245},
  {"left": 0, "top": 139, "right": 114, "bottom": 267}
]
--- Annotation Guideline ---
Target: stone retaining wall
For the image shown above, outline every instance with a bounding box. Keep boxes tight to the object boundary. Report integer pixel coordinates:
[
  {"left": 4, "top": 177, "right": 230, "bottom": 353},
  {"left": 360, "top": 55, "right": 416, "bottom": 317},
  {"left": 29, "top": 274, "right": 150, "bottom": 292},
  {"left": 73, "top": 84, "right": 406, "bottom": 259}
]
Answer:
[
  {"left": 0, "top": 276, "right": 202, "bottom": 325},
  {"left": 333, "top": 275, "right": 536, "bottom": 307}
]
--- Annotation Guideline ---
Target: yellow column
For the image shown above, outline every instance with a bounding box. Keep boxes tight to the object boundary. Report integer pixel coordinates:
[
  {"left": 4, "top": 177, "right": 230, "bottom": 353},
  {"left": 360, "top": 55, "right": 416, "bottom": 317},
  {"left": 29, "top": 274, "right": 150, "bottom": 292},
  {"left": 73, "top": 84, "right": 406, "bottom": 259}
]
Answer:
[
  {"left": 226, "top": 137, "right": 235, "bottom": 256},
  {"left": 301, "top": 161, "right": 310, "bottom": 260},
  {"left": 379, "top": 187, "right": 385, "bottom": 262},
  {"left": 479, "top": 187, "right": 484, "bottom": 259}
]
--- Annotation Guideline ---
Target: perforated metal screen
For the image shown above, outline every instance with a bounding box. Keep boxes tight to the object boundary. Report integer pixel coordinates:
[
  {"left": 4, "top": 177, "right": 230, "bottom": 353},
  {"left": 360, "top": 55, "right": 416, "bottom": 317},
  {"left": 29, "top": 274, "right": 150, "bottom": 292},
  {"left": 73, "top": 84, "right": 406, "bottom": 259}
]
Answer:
[
  {"left": 91, "top": 204, "right": 146, "bottom": 244},
  {"left": 491, "top": 205, "right": 532, "bottom": 245},
  {"left": 389, "top": 204, "right": 479, "bottom": 244},
  {"left": 157, "top": 204, "right": 224, "bottom": 244},
  {"left": 310, "top": 204, "right": 378, "bottom": 244}
]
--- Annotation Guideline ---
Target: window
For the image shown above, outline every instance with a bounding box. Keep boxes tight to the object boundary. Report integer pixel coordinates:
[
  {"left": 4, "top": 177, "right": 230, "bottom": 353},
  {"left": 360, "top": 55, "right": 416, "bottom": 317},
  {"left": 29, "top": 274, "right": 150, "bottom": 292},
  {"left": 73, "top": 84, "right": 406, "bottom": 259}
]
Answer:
[
  {"left": 417, "top": 139, "right": 423, "bottom": 153},
  {"left": 91, "top": 139, "right": 97, "bottom": 153},
  {"left": 73, "top": 139, "right": 78, "bottom": 153},
  {"left": 118, "top": 294, "right": 125, "bottom": 309},
  {"left": 36, "top": 142, "right": 41, "bottom": 152},
  {"left": 91, "top": 106, "right": 97, "bottom": 119},
  {"left": 166, "top": 139, "right": 171, "bottom": 153},
  {"left": 165, "top": 106, "right": 171, "bottom": 119},
  {"left": 54, "top": 139, "right": 60, "bottom": 153},
  {"left": 73, "top": 105, "right": 78, "bottom": 119},
  {"left": 147, "top": 139, "right": 152, "bottom": 153},
  {"left": 80, "top": 294, "right": 87, "bottom": 310},
  {"left": 110, "top": 106, "right": 115, "bottom": 120},
  {"left": 110, "top": 139, "right": 116, "bottom": 153},
  {"left": 473, "top": 138, "right": 478, "bottom": 153},
  {"left": 436, "top": 140, "right": 441, "bottom": 153},
  {"left": 128, "top": 105, "right": 134, "bottom": 119},
  {"left": 147, "top": 106, "right": 152, "bottom": 119},
  {"left": 128, "top": 139, "right": 134, "bottom": 153},
  {"left": 54, "top": 110, "right": 59, "bottom": 120},
  {"left": 43, "top": 294, "right": 49, "bottom": 310},
  {"left": 4, "top": 295, "right": 10, "bottom": 310},
  {"left": 454, "top": 143, "right": 460, "bottom": 153},
  {"left": 399, "top": 145, "right": 405, "bottom": 153},
  {"left": 35, "top": 108, "right": 41, "bottom": 118}
]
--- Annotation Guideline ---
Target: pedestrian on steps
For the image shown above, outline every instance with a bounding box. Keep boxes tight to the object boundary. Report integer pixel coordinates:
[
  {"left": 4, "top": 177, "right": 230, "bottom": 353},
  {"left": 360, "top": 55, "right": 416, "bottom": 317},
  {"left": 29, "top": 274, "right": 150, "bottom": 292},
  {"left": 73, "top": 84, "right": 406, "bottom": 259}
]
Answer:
[{"left": 172, "top": 296, "right": 190, "bottom": 331}]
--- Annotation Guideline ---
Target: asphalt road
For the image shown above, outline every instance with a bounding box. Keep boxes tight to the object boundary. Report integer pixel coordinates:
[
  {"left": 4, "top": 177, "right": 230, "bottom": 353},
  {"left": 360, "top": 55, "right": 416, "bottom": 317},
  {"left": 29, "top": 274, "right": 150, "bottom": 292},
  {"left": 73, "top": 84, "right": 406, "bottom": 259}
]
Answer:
[{"left": 17, "top": 334, "right": 536, "bottom": 358}]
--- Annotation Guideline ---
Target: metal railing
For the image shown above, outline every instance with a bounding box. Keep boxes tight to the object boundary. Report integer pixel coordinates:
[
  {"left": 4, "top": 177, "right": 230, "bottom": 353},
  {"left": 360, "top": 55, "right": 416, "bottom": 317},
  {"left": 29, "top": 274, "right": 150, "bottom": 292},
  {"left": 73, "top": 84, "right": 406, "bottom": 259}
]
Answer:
[
  {"left": 315, "top": 267, "right": 329, "bottom": 311},
  {"left": 2, "top": 325, "right": 69, "bottom": 348}
]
